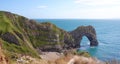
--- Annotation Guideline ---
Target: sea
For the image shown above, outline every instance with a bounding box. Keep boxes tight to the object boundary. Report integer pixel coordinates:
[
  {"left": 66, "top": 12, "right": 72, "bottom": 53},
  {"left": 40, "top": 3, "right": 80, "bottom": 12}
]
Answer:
[{"left": 35, "top": 19, "right": 120, "bottom": 61}]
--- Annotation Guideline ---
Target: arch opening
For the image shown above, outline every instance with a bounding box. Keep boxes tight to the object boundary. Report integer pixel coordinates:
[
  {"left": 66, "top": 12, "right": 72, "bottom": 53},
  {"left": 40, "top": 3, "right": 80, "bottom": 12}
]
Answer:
[
  {"left": 79, "top": 33, "right": 98, "bottom": 47},
  {"left": 71, "top": 32, "right": 98, "bottom": 48},
  {"left": 80, "top": 36, "right": 90, "bottom": 47}
]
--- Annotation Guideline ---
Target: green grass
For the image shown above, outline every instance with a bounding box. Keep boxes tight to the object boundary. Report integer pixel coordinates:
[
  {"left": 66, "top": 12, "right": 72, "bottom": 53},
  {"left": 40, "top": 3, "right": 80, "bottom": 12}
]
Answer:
[
  {"left": 0, "top": 11, "right": 21, "bottom": 34},
  {"left": 74, "top": 50, "right": 91, "bottom": 57},
  {"left": 0, "top": 12, "right": 39, "bottom": 58},
  {"left": 2, "top": 39, "right": 39, "bottom": 58},
  {"left": 0, "top": 12, "right": 12, "bottom": 33}
]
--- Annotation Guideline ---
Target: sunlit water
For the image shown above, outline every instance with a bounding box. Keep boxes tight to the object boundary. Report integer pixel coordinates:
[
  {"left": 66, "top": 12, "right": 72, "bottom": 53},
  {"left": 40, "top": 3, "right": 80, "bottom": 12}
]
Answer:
[{"left": 36, "top": 19, "right": 120, "bottom": 61}]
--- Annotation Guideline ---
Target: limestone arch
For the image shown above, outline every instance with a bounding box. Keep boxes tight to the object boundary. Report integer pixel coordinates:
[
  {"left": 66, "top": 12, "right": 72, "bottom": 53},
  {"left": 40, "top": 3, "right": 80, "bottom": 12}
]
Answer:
[{"left": 70, "top": 25, "right": 98, "bottom": 48}]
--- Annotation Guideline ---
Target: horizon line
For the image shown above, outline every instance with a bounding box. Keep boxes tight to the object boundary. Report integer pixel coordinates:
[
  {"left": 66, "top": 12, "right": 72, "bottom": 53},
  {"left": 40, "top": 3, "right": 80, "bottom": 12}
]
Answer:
[{"left": 33, "top": 18, "right": 120, "bottom": 20}]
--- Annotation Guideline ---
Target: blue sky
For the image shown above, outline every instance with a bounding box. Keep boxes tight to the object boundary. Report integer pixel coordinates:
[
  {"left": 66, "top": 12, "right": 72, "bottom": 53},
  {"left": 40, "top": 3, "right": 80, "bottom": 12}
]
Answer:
[{"left": 1, "top": 0, "right": 120, "bottom": 19}]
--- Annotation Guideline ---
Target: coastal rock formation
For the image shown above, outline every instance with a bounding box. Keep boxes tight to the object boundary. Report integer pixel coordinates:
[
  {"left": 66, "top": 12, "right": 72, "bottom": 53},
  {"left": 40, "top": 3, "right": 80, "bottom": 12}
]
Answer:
[
  {"left": 0, "top": 11, "right": 74, "bottom": 54},
  {"left": 0, "top": 11, "right": 99, "bottom": 62},
  {"left": 70, "top": 26, "right": 98, "bottom": 48}
]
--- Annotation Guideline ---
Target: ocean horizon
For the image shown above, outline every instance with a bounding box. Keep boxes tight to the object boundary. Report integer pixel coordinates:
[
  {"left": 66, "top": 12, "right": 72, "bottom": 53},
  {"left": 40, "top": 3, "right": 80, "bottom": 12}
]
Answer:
[{"left": 35, "top": 19, "right": 120, "bottom": 61}]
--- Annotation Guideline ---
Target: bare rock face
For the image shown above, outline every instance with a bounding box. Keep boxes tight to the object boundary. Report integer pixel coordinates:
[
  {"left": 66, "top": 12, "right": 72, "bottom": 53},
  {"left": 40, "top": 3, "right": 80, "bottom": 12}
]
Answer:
[
  {"left": 0, "top": 32, "right": 20, "bottom": 45},
  {"left": 70, "top": 25, "right": 98, "bottom": 48}
]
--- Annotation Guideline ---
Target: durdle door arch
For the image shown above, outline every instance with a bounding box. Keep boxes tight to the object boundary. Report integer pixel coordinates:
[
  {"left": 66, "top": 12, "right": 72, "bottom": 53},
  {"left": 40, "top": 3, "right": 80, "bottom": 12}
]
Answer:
[{"left": 70, "top": 25, "right": 98, "bottom": 48}]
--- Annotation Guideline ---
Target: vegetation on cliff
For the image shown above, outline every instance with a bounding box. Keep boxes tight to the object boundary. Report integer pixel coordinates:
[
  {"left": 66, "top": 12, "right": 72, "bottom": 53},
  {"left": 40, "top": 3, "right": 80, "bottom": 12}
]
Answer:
[
  {"left": 0, "top": 11, "right": 75, "bottom": 61},
  {"left": 0, "top": 11, "right": 120, "bottom": 64}
]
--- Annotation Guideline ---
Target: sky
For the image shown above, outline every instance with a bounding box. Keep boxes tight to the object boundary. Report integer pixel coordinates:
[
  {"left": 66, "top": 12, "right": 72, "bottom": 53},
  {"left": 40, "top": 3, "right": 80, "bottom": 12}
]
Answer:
[{"left": 1, "top": 0, "right": 120, "bottom": 19}]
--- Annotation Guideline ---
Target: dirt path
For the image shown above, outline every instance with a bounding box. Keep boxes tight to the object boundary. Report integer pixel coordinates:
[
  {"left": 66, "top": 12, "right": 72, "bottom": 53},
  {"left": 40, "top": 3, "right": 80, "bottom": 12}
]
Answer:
[
  {"left": 40, "top": 52, "right": 64, "bottom": 61},
  {"left": 67, "top": 55, "right": 105, "bottom": 64}
]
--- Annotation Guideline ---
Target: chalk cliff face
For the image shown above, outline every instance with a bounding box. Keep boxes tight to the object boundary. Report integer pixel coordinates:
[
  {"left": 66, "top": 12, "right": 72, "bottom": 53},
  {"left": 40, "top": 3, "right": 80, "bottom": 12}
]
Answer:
[{"left": 0, "top": 11, "right": 98, "bottom": 60}]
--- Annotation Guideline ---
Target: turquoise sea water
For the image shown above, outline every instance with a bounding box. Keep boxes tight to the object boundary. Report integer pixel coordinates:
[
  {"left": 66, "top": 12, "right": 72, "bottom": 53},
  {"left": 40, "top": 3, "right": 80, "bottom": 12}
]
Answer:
[{"left": 36, "top": 19, "right": 120, "bottom": 61}]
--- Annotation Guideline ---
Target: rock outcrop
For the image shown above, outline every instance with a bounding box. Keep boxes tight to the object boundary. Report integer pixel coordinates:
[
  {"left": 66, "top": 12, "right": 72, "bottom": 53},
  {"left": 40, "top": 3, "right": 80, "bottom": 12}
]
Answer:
[
  {"left": 1, "top": 32, "right": 20, "bottom": 45},
  {"left": 0, "top": 11, "right": 99, "bottom": 61},
  {"left": 0, "top": 11, "right": 74, "bottom": 54},
  {"left": 70, "top": 26, "right": 98, "bottom": 48}
]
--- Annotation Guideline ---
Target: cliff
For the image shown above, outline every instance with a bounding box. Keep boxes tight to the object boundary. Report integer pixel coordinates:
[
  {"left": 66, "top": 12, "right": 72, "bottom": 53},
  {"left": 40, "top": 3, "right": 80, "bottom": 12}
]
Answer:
[
  {"left": 0, "top": 11, "right": 99, "bottom": 62},
  {"left": 0, "top": 11, "right": 74, "bottom": 58}
]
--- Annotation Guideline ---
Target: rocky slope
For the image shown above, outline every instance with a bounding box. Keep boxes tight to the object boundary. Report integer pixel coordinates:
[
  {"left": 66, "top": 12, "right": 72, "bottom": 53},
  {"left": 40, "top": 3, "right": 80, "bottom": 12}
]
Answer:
[
  {"left": 0, "top": 11, "right": 75, "bottom": 58},
  {"left": 0, "top": 11, "right": 99, "bottom": 64}
]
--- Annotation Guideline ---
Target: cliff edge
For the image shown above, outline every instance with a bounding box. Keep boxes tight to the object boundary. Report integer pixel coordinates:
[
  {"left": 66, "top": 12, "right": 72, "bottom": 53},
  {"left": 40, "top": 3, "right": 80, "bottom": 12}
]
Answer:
[{"left": 0, "top": 11, "right": 99, "bottom": 63}]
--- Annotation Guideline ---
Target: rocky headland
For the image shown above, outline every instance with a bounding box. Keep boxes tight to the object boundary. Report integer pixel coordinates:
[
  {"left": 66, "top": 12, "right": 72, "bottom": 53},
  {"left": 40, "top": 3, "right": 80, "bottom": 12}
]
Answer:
[{"left": 0, "top": 11, "right": 105, "bottom": 64}]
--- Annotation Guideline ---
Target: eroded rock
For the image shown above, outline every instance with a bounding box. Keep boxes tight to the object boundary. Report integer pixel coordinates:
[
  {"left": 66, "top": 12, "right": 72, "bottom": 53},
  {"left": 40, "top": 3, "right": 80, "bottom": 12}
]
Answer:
[
  {"left": 1, "top": 32, "right": 20, "bottom": 45},
  {"left": 0, "top": 11, "right": 99, "bottom": 53},
  {"left": 70, "top": 25, "right": 98, "bottom": 48}
]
